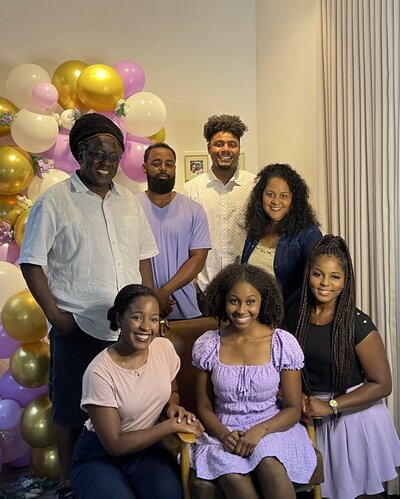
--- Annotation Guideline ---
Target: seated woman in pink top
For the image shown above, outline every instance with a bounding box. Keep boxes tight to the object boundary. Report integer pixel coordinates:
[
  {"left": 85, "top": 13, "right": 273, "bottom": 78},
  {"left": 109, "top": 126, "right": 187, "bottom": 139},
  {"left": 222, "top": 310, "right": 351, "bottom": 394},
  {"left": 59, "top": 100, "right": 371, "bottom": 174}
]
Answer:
[{"left": 71, "top": 284, "right": 203, "bottom": 499}]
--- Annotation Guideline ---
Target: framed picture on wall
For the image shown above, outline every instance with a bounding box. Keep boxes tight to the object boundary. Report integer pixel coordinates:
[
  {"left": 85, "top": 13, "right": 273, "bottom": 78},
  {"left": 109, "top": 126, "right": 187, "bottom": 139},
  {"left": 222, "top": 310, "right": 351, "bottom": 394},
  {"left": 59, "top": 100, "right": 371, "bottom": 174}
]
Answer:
[{"left": 184, "top": 152, "right": 209, "bottom": 181}]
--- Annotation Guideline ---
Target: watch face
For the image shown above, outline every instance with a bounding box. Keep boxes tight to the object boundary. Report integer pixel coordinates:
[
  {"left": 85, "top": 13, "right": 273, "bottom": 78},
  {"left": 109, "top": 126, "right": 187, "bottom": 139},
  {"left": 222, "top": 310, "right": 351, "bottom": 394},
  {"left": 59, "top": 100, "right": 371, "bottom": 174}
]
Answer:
[{"left": 329, "top": 399, "right": 337, "bottom": 407}]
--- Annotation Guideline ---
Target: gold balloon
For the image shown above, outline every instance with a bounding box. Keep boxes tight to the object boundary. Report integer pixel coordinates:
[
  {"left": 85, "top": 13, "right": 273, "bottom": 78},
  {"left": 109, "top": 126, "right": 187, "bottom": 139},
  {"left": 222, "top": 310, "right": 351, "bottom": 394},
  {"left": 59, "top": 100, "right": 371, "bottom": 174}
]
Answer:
[
  {"left": 31, "top": 444, "right": 60, "bottom": 480},
  {"left": 77, "top": 64, "right": 124, "bottom": 111},
  {"left": 0, "top": 194, "right": 27, "bottom": 227},
  {"left": 13, "top": 208, "right": 30, "bottom": 247},
  {"left": 52, "top": 59, "right": 88, "bottom": 110},
  {"left": 10, "top": 341, "right": 49, "bottom": 387},
  {"left": 0, "top": 97, "right": 19, "bottom": 137},
  {"left": 0, "top": 146, "right": 34, "bottom": 196},
  {"left": 147, "top": 126, "right": 166, "bottom": 143},
  {"left": 21, "top": 394, "right": 55, "bottom": 449},
  {"left": 1, "top": 289, "right": 47, "bottom": 343}
]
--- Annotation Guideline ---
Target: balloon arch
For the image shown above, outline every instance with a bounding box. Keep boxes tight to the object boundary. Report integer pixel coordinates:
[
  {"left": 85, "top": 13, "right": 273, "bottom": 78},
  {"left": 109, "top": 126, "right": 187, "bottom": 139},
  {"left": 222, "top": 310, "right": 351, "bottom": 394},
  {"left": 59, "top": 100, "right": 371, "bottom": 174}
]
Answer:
[{"left": 0, "top": 58, "right": 167, "bottom": 478}]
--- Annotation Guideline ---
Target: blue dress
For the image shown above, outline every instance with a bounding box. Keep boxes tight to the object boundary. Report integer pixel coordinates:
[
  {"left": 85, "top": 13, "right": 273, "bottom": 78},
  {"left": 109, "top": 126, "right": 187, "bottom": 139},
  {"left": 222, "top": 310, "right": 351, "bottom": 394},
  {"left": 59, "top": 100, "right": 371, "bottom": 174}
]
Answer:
[{"left": 190, "top": 329, "right": 317, "bottom": 483}]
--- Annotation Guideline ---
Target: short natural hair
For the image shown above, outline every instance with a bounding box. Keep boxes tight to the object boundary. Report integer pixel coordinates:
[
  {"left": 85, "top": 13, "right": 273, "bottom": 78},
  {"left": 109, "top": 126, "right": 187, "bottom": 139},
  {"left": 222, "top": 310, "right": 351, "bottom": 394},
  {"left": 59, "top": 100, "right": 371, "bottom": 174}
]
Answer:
[
  {"left": 204, "top": 263, "right": 283, "bottom": 327},
  {"left": 203, "top": 115, "right": 248, "bottom": 143},
  {"left": 107, "top": 284, "right": 160, "bottom": 331},
  {"left": 143, "top": 142, "right": 176, "bottom": 164}
]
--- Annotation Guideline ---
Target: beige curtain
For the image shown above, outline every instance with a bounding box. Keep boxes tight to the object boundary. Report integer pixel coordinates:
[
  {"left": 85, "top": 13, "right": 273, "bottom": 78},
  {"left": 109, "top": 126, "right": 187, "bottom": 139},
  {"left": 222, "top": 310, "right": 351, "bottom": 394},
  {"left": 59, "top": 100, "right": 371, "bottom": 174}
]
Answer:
[{"left": 317, "top": 0, "right": 399, "bottom": 494}]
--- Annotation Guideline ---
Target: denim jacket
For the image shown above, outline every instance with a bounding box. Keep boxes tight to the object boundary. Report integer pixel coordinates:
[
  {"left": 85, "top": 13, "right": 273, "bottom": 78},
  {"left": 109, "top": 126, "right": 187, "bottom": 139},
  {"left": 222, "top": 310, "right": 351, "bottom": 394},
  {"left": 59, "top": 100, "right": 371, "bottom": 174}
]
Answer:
[{"left": 241, "top": 224, "right": 322, "bottom": 309}]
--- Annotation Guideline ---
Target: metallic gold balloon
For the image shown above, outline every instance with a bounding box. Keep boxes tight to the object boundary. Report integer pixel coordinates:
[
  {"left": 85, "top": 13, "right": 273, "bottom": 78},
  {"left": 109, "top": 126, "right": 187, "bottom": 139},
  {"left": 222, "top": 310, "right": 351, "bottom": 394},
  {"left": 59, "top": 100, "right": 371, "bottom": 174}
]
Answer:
[
  {"left": 0, "top": 146, "right": 34, "bottom": 195},
  {"left": 1, "top": 289, "right": 47, "bottom": 343},
  {"left": 13, "top": 208, "right": 30, "bottom": 247},
  {"left": 0, "top": 194, "right": 27, "bottom": 227},
  {"left": 77, "top": 64, "right": 124, "bottom": 111},
  {"left": 147, "top": 126, "right": 166, "bottom": 143},
  {"left": 0, "top": 97, "right": 19, "bottom": 137},
  {"left": 52, "top": 60, "right": 88, "bottom": 110},
  {"left": 10, "top": 341, "right": 50, "bottom": 387},
  {"left": 31, "top": 444, "right": 60, "bottom": 480},
  {"left": 21, "top": 394, "right": 55, "bottom": 449}
]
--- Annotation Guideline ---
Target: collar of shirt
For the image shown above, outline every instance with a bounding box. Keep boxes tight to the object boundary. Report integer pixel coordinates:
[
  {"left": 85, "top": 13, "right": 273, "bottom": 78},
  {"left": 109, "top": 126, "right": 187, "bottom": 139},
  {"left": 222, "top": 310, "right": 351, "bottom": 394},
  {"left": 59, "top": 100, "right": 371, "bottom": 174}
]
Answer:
[
  {"left": 207, "top": 166, "right": 242, "bottom": 186},
  {"left": 70, "top": 171, "right": 122, "bottom": 197}
]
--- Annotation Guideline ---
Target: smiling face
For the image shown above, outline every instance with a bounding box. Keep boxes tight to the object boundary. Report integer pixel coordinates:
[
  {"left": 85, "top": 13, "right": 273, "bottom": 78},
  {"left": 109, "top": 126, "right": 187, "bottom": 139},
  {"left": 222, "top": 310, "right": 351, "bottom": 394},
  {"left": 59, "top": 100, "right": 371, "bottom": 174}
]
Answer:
[
  {"left": 208, "top": 131, "right": 240, "bottom": 172},
  {"left": 262, "top": 176, "right": 293, "bottom": 222},
  {"left": 225, "top": 280, "right": 261, "bottom": 331},
  {"left": 116, "top": 295, "right": 160, "bottom": 353},
  {"left": 309, "top": 254, "right": 345, "bottom": 306},
  {"left": 78, "top": 135, "right": 123, "bottom": 197}
]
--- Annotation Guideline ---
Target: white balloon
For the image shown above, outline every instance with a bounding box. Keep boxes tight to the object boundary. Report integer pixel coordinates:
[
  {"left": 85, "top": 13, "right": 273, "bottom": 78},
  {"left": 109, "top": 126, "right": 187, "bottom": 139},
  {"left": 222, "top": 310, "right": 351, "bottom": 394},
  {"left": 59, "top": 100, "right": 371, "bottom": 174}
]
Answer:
[
  {"left": 122, "top": 92, "right": 167, "bottom": 137},
  {"left": 6, "top": 64, "right": 51, "bottom": 112},
  {"left": 11, "top": 109, "right": 59, "bottom": 153},
  {"left": 0, "top": 262, "right": 27, "bottom": 311},
  {"left": 27, "top": 169, "right": 70, "bottom": 201}
]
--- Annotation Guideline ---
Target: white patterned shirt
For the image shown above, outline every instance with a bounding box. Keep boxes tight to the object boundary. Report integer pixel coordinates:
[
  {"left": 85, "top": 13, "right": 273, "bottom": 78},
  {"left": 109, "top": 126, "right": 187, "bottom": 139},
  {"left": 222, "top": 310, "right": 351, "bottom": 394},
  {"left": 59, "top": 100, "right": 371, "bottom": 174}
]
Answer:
[{"left": 182, "top": 167, "right": 255, "bottom": 291}]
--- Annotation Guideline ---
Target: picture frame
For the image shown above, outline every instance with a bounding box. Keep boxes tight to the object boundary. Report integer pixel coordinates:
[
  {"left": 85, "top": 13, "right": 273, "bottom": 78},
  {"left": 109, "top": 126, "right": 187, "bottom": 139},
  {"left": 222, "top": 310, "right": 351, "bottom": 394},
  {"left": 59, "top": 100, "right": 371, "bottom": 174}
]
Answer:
[{"left": 184, "top": 151, "right": 209, "bottom": 181}]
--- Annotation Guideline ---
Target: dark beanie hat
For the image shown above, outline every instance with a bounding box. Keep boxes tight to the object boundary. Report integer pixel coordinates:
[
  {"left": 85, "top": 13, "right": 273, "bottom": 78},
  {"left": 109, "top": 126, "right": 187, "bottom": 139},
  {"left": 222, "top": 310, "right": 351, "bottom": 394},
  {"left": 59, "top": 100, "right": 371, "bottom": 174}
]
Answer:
[{"left": 69, "top": 113, "right": 125, "bottom": 161}]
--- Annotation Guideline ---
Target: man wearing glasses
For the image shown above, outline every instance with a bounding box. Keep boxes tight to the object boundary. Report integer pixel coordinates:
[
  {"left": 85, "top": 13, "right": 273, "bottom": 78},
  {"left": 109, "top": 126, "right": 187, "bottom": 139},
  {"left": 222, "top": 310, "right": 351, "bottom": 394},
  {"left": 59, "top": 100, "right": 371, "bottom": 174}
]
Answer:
[
  {"left": 137, "top": 142, "right": 211, "bottom": 319},
  {"left": 20, "top": 113, "right": 158, "bottom": 499}
]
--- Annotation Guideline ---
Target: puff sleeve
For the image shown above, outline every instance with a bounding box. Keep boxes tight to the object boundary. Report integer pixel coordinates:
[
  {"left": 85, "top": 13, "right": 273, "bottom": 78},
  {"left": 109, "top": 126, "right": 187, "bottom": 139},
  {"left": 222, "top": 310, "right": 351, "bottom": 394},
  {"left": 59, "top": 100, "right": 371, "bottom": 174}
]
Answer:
[
  {"left": 271, "top": 328, "right": 304, "bottom": 371},
  {"left": 192, "top": 330, "right": 219, "bottom": 371}
]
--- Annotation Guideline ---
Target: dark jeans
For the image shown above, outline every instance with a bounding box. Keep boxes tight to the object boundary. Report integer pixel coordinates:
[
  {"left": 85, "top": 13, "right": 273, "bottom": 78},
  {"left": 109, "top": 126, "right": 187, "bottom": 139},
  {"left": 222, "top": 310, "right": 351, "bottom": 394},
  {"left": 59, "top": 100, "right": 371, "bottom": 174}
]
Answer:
[
  {"left": 49, "top": 326, "right": 114, "bottom": 427},
  {"left": 71, "top": 429, "right": 182, "bottom": 499}
]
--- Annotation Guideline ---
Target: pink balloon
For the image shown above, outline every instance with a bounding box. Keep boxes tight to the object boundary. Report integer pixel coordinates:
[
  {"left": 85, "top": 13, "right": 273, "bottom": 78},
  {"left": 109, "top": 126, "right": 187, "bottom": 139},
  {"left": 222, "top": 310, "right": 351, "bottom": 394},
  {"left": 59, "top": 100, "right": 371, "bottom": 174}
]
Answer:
[
  {"left": 8, "top": 447, "right": 31, "bottom": 468},
  {"left": 119, "top": 139, "right": 148, "bottom": 183},
  {"left": 0, "top": 422, "right": 29, "bottom": 463},
  {"left": 0, "top": 326, "right": 21, "bottom": 358},
  {"left": 114, "top": 60, "right": 145, "bottom": 98},
  {"left": 0, "top": 399, "right": 21, "bottom": 430},
  {"left": 0, "top": 370, "right": 48, "bottom": 407},
  {"left": 0, "top": 242, "right": 20, "bottom": 264},
  {"left": 127, "top": 133, "right": 152, "bottom": 145},
  {"left": 32, "top": 82, "right": 58, "bottom": 110},
  {"left": 43, "top": 132, "right": 79, "bottom": 174}
]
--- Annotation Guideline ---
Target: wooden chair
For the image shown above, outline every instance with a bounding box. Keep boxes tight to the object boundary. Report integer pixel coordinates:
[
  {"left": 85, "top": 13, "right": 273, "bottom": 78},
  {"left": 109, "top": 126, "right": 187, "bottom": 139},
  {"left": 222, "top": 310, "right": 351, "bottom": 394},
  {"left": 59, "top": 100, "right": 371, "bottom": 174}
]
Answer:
[{"left": 164, "top": 318, "right": 323, "bottom": 499}]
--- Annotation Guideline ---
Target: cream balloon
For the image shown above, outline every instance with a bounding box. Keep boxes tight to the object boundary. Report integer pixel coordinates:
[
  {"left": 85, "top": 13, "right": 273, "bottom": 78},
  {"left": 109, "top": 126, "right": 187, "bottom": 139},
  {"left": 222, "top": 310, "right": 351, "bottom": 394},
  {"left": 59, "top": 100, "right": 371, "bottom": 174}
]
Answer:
[
  {"left": 122, "top": 92, "right": 167, "bottom": 137},
  {"left": 6, "top": 64, "right": 51, "bottom": 112},
  {"left": 0, "top": 262, "right": 26, "bottom": 311},
  {"left": 27, "top": 169, "right": 70, "bottom": 201},
  {"left": 11, "top": 109, "right": 59, "bottom": 153}
]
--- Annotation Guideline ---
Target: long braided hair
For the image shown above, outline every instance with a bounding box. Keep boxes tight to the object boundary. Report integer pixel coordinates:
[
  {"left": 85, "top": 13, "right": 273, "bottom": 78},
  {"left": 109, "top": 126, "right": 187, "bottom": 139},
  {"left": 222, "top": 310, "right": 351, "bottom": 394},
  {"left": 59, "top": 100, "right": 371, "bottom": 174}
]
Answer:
[{"left": 295, "top": 235, "right": 355, "bottom": 397}]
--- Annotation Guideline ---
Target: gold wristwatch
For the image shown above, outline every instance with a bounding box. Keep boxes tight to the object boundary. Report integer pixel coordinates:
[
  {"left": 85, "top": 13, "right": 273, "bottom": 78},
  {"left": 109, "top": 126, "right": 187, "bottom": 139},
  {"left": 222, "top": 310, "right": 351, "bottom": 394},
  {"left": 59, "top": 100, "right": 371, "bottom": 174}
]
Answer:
[{"left": 329, "top": 398, "right": 339, "bottom": 415}]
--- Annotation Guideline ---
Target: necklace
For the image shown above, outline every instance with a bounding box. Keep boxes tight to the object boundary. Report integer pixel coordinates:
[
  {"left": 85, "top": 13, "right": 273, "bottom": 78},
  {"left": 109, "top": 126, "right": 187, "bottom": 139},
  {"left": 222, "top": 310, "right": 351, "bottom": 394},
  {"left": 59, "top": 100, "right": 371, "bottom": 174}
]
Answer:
[{"left": 313, "top": 306, "right": 335, "bottom": 325}]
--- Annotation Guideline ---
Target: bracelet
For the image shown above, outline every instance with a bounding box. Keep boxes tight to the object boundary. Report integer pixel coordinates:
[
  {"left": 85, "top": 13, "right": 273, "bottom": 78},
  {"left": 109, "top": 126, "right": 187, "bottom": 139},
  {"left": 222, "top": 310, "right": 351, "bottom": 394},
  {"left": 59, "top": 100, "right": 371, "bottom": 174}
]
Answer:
[{"left": 262, "top": 422, "right": 270, "bottom": 434}]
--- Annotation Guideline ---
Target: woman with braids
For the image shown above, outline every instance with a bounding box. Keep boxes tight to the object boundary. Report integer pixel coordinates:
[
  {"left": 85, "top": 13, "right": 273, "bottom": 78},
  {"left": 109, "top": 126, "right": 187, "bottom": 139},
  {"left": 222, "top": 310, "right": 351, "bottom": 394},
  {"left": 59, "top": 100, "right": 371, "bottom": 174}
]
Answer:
[
  {"left": 70, "top": 284, "right": 203, "bottom": 499},
  {"left": 287, "top": 235, "right": 400, "bottom": 499},
  {"left": 241, "top": 163, "right": 322, "bottom": 310},
  {"left": 191, "top": 263, "right": 316, "bottom": 499}
]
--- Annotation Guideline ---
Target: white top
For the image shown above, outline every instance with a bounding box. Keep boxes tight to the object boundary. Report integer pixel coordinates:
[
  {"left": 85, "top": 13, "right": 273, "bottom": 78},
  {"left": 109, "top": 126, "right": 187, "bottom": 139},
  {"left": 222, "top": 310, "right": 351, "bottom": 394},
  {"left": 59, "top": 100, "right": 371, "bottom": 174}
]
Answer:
[
  {"left": 81, "top": 338, "right": 180, "bottom": 433},
  {"left": 20, "top": 172, "right": 158, "bottom": 341},
  {"left": 248, "top": 244, "right": 276, "bottom": 277},
  {"left": 182, "top": 167, "right": 255, "bottom": 291}
]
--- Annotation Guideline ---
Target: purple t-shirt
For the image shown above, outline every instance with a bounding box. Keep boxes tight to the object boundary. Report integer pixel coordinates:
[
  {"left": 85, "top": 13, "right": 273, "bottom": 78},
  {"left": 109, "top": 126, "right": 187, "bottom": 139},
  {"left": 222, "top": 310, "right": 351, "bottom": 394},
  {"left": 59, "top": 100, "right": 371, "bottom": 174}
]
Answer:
[{"left": 136, "top": 192, "right": 211, "bottom": 319}]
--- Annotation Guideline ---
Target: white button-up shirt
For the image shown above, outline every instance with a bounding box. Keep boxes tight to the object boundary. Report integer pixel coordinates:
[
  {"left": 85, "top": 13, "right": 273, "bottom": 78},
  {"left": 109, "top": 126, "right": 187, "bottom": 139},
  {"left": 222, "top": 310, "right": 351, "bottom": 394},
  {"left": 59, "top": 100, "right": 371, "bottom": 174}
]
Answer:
[
  {"left": 182, "top": 167, "right": 255, "bottom": 291},
  {"left": 20, "top": 173, "right": 158, "bottom": 340}
]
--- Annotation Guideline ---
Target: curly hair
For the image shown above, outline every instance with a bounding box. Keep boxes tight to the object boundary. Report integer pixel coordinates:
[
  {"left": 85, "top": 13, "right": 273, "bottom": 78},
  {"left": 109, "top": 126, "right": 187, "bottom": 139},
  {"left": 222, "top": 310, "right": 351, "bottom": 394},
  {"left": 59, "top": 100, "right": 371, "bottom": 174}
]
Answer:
[
  {"left": 107, "top": 284, "right": 160, "bottom": 331},
  {"left": 294, "top": 235, "right": 355, "bottom": 397},
  {"left": 204, "top": 263, "right": 283, "bottom": 327},
  {"left": 203, "top": 115, "right": 248, "bottom": 143},
  {"left": 244, "top": 163, "right": 319, "bottom": 240}
]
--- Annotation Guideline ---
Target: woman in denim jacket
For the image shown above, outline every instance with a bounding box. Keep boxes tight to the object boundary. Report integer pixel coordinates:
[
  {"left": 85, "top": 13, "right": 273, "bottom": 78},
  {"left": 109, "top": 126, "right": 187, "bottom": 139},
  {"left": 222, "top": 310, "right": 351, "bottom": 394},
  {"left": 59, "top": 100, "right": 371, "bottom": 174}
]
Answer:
[{"left": 241, "top": 163, "right": 321, "bottom": 310}]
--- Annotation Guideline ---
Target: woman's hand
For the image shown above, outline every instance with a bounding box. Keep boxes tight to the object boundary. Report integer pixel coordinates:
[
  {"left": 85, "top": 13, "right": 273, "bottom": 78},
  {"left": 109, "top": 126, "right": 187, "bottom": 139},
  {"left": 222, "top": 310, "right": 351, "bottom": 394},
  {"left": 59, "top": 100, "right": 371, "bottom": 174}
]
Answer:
[
  {"left": 304, "top": 396, "right": 333, "bottom": 419},
  {"left": 165, "top": 404, "right": 197, "bottom": 424},
  {"left": 221, "top": 430, "right": 244, "bottom": 453},
  {"left": 234, "top": 425, "right": 265, "bottom": 457},
  {"left": 169, "top": 417, "right": 204, "bottom": 437}
]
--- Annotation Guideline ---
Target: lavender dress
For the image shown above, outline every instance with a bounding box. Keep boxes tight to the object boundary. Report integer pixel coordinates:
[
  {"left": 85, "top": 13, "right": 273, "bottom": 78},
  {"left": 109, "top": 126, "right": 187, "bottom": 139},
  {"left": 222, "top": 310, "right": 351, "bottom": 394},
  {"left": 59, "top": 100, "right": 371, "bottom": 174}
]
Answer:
[{"left": 190, "top": 329, "right": 317, "bottom": 483}]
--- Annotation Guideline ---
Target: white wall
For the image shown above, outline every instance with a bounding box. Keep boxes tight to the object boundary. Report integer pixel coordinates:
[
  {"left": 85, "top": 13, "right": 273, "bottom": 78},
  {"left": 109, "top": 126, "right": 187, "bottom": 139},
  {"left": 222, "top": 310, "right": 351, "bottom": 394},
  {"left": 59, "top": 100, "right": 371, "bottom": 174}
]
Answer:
[
  {"left": 1, "top": 0, "right": 258, "bottom": 191},
  {"left": 255, "top": 0, "right": 319, "bottom": 208}
]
